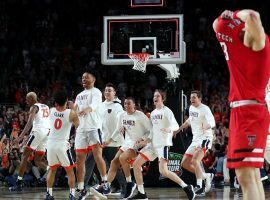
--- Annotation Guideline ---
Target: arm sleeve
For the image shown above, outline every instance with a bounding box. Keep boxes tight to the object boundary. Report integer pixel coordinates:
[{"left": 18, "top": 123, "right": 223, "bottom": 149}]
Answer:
[
  {"left": 140, "top": 114, "right": 152, "bottom": 140},
  {"left": 204, "top": 107, "right": 216, "bottom": 128},
  {"left": 90, "top": 90, "right": 102, "bottom": 111},
  {"left": 167, "top": 109, "right": 179, "bottom": 131},
  {"left": 111, "top": 114, "right": 122, "bottom": 141}
]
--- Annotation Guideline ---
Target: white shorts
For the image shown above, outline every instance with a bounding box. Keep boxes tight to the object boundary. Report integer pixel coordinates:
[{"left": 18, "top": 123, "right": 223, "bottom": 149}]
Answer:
[
  {"left": 139, "top": 144, "right": 170, "bottom": 161},
  {"left": 26, "top": 128, "right": 49, "bottom": 155},
  {"left": 75, "top": 129, "right": 103, "bottom": 153},
  {"left": 265, "top": 135, "right": 270, "bottom": 164},
  {"left": 184, "top": 137, "right": 213, "bottom": 157},
  {"left": 119, "top": 141, "right": 139, "bottom": 153},
  {"left": 47, "top": 141, "right": 75, "bottom": 170}
]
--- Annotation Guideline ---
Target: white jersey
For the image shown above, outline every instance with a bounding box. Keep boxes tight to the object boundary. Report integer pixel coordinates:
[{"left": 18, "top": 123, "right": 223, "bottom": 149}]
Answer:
[
  {"left": 32, "top": 103, "right": 50, "bottom": 130},
  {"left": 75, "top": 87, "right": 102, "bottom": 131},
  {"left": 48, "top": 108, "right": 72, "bottom": 142},
  {"left": 187, "top": 104, "right": 215, "bottom": 142},
  {"left": 111, "top": 110, "right": 151, "bottom": 145},
  {"left": 150, "top": 106, "right": 179, "bottom": 148},
  {"left": 99, "top": 98, "right": 124, "bottom": 147}
]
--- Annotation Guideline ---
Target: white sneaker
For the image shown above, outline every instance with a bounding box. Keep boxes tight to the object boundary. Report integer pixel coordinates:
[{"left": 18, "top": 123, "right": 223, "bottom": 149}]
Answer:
[{"left": 205, "top": 173, "right": 214, "bottom": 192}]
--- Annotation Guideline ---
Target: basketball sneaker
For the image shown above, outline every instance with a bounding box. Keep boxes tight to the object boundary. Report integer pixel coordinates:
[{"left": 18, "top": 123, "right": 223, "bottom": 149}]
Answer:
[
  {"left": 130, "top": 191, "right": 148, "bottom": 200},
  {"left": 90, "top": 184, "right": 110, "bottom": 199},
  {"left": 183, "top": 185, "right": 195, "bottom": 200},
  {"left": 123, "top": 182, "right": 136, "bottom": 199},
  {"left": 194, "top": 185, "right": 205, "bottom": 197},
  {"left": 77, "top": 189, "right": 89, "bottom": 200},
  {"left": 9, "top": 180, "right": 23, "bottom": 192},
  {"left": 68, "top": 193, "right": 76, "bottom": 200},
  {"left": 45, "top": 192, "right": 55, "bottom": 200}
]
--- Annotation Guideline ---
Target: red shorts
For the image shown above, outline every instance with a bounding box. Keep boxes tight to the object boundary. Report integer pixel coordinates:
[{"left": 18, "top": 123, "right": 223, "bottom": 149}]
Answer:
[{"left": 227, "top": 104, "right": 269, "bottom": 168}]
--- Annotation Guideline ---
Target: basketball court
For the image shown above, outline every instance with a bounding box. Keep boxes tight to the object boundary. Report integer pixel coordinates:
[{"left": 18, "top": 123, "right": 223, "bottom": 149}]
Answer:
[{"left": 3, "top": 185, "right": 269, "bottom": 199}]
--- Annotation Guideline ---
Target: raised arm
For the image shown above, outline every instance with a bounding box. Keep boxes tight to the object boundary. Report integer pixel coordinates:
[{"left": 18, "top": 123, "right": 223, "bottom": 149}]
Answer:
[{"left": 236, "top": 9, "right": 265, "bottom": 51}]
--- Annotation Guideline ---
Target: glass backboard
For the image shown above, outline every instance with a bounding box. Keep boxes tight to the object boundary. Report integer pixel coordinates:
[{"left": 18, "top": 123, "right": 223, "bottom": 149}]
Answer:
[{"left": 101, "top": 14, "right": 185, "bottom": 65}]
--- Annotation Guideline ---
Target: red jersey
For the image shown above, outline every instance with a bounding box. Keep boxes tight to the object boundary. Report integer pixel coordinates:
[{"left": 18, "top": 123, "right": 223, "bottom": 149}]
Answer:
[{"left": 215, "top": 16, "right": 270, "bottom": 103}]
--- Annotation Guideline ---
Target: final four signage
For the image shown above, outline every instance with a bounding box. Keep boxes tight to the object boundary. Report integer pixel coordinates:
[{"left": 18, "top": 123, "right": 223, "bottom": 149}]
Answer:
[{"left": 159, "top": 152, "right": 183, "bottom": 179}]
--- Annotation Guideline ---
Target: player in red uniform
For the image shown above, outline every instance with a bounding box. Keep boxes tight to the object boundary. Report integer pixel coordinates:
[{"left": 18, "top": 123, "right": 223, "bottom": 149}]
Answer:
[{"left": 213, "top": 9, "right": 270, "bottom": 200}]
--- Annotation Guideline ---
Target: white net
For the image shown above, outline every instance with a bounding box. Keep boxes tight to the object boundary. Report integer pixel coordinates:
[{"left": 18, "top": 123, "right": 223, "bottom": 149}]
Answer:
[{"left": 128, "top": 53, "right": 150, "bottom": 73}]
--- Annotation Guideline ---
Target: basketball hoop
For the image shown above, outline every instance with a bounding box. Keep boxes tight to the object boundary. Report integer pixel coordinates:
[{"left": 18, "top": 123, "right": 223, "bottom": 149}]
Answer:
[{"left": 128, "top": 53, "right": 150, "bottom": 73}]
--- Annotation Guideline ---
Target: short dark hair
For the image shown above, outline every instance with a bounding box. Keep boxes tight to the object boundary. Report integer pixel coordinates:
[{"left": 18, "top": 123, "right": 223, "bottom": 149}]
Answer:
[
  {"left": 191, "top": 90, "right": 202, "bottom": 99},
  {"left": 84, "top": 69, "right": 97, "bottom": 79},
  {"left": 105, "top": 83, "right": 116, "bottom": 91},
  {"left": 54, "top": 90, "right": 68, "bottom": 106},
  {"left": 125, "top": 97, "right": 135, "bottom": 104}
]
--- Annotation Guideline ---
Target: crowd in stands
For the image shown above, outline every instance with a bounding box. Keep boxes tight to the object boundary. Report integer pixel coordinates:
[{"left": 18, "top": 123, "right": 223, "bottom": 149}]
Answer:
[{"left": 1, "top": 0, "right": 270, "bottom": 189}]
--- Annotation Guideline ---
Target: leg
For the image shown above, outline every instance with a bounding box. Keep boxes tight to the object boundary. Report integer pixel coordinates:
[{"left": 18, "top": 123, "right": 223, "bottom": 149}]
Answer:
[
  {"left": 236, "top": 167, "right": 265, "bottom": 200},
  {"left": 191, "top": 149, "right": 205, "bottom": 182},
  {"left": 92, "top": 144, "right": 107, "bottom": 181},
  {"left": 104, "top": 147, "right": 126, "bottom": 189},
  {"left": 76, "top": 151, "right": 87, "bottom": 190},
  {"left": 90, "top": 150, "right": 123, "bottom": 199},
  {"left": 133, "top": 155, "right": 147, "bottom": 194},
  {"left": 65, "top": 167, "right": 76, "bottom": 198},
  {"left": 46, "top": 168, "right": 57, "bottom": 198},
  {"left": 159, "top": 158, "right": 195, "bottom": 200},
  {"left": 18, "top": 147, "right": 33, "bottom": 178},
  {"left": 84, "top": 152, "right": 96, "bottom": 186},
  {"left": 119, "top": 149, "right": 137, "bottom": 199},
  {"left": 159, "top": 158, "right": 187, "bottom": 186},
  {"left": 181, "top": 155, "right": 195, "bottom": 174},
  {"left": 119, "top": 149, "right": 136, "bottom": 179},
  {"left": 47, "top": 168, "right": 57, "bottom": 189},
  {"left": 107, "top": 150, "right": 122, "bottom": 183},
  {"left": 34, "top": 154, "right": 47, "bottom": 171}
]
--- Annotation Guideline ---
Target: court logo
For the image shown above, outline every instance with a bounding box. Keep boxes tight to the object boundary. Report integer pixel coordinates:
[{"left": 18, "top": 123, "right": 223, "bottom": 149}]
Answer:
[{"left": 247, "top": 135, "right": 256, "bottom": 146}]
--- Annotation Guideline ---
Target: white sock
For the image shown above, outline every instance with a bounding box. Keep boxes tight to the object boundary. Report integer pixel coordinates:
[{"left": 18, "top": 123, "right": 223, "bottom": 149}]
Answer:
[
  {"left": 101, "top": 175, "right": 107, "bottom": 182},
  {"left": 179, "top": 181, "right": 187, "bottom": 188},
  {"left": 126, "top": 176, "right": 132, "bottom": 183},
  {"left": 197, "top": 179, "right": 202, "bottom": 188},
  {"left": 202, "top": 172, "right": 207, "bottom": 179},
  {"left": 106, "top": 182, "right": 111, "bottom": 187},
  {"left": 17, "top": 176, "right": 23, "bottom": 181},
  {"left": 47, "top": 188, "right": 53, "bottom": 196},
  {"left": 78, "top": 182, "right": 84, "bottom": 190},
  {"left": 138, "top": 185, "right": 145, "bottom": 194},
  {"left": 70, "top": 188, "right": 75, "bottom": 196}
]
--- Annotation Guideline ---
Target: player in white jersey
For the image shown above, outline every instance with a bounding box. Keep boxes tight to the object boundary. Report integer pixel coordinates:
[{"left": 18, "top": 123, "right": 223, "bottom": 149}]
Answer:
[
  {"left": 72, "top": 70, "right": 107, "bottom": 200},
  {"left": 175, "top": 90, "right": 215, "bottom": 196},
  {"left": 83, "top": 83, "right": 126, "bottom": 194},
  {"left": 9, "top": 92, "right": 50, "bottom": 191},
  {"left": 130, "top": 89, "right": 195, "bottom": 200},
  {"left": 265, "top": 78, "right": 270, "bottom": 164},
  {"left": 90, "top": 97, "right": 151, "bottom": 199},
  {"left": 45, "top": 90, "right": 80, "bottom": 200}
]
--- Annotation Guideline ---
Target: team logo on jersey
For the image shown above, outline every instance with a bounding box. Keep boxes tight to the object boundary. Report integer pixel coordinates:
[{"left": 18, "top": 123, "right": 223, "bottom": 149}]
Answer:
[
  {"left": 247, "top": 135, "right": 256, "bottom": 146},
  {"left": 107, "top": 109, "right": 112, "bottom": 113}
]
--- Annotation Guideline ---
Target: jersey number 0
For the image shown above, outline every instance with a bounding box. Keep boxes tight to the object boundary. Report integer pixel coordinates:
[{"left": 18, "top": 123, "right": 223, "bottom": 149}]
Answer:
[{"left": 54, "top": 118, "right": 63, "bottom": 130}]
